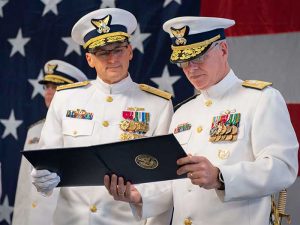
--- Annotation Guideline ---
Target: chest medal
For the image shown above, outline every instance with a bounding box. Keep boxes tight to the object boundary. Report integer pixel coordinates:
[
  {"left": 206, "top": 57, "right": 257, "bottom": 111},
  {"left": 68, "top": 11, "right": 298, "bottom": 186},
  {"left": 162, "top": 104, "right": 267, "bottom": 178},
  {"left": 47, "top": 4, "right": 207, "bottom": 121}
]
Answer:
[
  {"left": 120, "top": 107, "right": 150, "bottom": 140},
  {"left": 209, "top": 111, "right": 240, "bottom": 142}
]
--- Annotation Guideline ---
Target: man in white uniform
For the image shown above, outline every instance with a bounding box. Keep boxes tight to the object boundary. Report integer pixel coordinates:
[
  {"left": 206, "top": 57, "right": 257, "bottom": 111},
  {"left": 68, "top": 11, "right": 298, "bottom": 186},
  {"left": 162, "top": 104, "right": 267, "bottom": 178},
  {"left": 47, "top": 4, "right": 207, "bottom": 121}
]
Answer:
[
  {"left": 105, "top": 17, "right": 299, "bottom": 225},
  {"left": 30, "top": 8, "right": 173, "bottom": 225},
  {"left": 12, "top": 60, "right": 88, "bottom": 225}
]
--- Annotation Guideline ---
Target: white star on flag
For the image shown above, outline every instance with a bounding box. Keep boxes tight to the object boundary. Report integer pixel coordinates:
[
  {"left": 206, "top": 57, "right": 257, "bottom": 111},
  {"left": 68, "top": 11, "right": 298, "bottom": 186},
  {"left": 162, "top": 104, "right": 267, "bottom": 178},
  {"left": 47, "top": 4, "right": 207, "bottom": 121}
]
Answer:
[
  {"left": 0, "top": 0, "right": 9, "bottom": 17},
  {"left": 163, "top": 0, "right": 182, "bottom": 7},
  {"left": 7, "top": 28, "right": 30, "bottom": 57},
  {"left": 62, "top": 37, "right": 81, "bottom": 56},
  {"left": 28, "top": 70, "right": 44, "bottom": 99},
  {"left": 100, "top": 0, "right": 116, "bottom": 8},
  {"left": 0, "top": 195, "right": 14, "bottom": 224},
  {"left": 0, "top": 110, "right": 23, "bottom": 140},
  {"left": 150, "top": 66, "right": 181, "bottom": 97},
  {"left": 40, "top": 0, "right": 62, "bottom": 16},
  {"left": 131, "top": 24, "right": 151, "bottom": 54}
]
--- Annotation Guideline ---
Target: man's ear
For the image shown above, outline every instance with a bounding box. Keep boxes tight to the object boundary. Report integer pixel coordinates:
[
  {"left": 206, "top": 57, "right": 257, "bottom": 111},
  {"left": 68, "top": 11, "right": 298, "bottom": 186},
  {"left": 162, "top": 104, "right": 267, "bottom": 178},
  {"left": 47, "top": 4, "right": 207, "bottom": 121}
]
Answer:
[
  {"left": 86, "top": 53, "right": 95, "bottom": 68},
  {"left": 220, "top": 41, "right": 228, "bottom": 57}
]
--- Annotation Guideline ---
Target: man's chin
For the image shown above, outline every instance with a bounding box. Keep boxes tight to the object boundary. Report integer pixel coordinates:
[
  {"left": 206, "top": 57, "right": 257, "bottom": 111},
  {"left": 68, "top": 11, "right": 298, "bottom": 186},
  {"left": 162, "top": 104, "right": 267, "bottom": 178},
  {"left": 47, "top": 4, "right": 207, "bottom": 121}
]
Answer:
[
  {"left": 107, "top": 71, "right": 122, "bottom": 78},
  {"left": 107, "top": 66, "right": 122, "bottom": 71},
  {"left": 107, "top": 68, "right": 124, "bottom": 76},
  {"left": 104, "top": 72, "right": 127, "bottom": 84}
]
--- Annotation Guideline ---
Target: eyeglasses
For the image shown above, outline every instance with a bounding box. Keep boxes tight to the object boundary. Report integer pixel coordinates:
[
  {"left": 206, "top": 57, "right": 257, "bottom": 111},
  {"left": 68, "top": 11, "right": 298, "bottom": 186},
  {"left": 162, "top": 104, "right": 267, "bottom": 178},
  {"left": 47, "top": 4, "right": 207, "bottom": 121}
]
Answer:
[
  {"left": 176, "top": 42, "right": 220, "bottom": 69},
  {"left": 92, "top": 44, "right": 129, "bottom": 59}
]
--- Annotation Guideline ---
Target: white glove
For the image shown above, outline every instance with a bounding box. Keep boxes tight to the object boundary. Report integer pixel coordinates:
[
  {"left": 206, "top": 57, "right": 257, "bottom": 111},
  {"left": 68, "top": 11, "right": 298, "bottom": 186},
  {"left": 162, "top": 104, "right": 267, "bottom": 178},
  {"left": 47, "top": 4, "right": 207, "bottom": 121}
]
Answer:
[{"left": 31, "top": 169, "right": 60, "bottom": 196}]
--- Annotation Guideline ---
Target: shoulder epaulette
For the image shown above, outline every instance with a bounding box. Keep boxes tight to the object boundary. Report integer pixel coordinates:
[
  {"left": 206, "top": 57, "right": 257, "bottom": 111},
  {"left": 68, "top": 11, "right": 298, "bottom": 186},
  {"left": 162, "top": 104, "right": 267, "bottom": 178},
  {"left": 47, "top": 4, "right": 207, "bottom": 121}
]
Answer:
[
  {"left": 57, "top": 80, "right": 90, "bottom": 91},
  {"left": 174, "top": 93, "right": 200, "bottom": 111},
  {"left": 28, "top": 118, "right": 45, "bottom": 129},
  {"left": 242, "top": 80, "right": 272, "bottom": 90},
  {"left": 139, "top": 84, "right": 172, "bottom": 100}
]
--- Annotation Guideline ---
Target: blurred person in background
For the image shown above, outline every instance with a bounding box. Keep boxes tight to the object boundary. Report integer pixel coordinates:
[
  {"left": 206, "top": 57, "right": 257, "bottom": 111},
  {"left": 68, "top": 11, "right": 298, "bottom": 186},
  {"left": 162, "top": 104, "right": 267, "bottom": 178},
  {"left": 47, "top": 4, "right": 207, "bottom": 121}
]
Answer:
[{"left": 12, "top": 60, "right": 88, "bottom": 225}]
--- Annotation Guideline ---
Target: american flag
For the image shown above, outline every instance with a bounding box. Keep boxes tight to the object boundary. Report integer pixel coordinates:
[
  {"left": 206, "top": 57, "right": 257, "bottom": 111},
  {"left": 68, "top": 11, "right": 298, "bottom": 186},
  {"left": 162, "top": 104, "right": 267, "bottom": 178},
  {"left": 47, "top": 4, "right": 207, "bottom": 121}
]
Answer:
[{"left": 0, "top": 0, "right": 299, "bottom": 225}]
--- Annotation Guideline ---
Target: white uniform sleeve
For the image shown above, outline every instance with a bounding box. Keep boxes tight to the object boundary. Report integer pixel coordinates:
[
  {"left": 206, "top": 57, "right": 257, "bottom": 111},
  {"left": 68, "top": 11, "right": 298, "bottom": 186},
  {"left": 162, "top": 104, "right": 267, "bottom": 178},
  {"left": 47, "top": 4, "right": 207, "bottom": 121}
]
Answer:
[
  {"left": 39, "top": 93, "right": 64, "bottom": 149},
  {"left": 219, "top": 88, "right": 299, "bottom": 201},
  {"left": 140, "top": 181, "right": 173, "bottom": 219},
  {"left": 152, "top": 100, "right": 174, "bottom": 136}
]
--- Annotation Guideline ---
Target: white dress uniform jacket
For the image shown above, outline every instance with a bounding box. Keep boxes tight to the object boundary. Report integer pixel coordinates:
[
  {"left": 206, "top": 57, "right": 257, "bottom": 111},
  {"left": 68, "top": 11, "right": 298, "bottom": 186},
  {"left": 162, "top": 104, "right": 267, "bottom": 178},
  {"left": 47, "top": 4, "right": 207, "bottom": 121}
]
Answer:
[
  {"left": 39, "top": 75, "right": 174, "bottom": 225},
  {"left": 136, "top": 70, "right": 299, "bottom": 225},
  {"left": 13, "top": 119, "right": 60, "bottom": 225}
]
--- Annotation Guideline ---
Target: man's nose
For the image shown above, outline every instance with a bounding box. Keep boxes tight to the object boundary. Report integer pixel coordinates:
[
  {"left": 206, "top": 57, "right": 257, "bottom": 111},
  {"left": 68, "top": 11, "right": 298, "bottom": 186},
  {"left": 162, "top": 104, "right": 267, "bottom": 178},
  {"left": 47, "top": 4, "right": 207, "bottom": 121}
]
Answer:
[{"left": 106, "top": 50, "right": 117, "bottom": 59}]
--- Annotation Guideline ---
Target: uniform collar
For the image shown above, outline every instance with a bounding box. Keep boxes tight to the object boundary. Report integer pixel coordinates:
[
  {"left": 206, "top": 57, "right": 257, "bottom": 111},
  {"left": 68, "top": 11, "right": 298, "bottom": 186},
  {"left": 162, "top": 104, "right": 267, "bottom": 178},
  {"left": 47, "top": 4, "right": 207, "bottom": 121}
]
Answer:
[
  {"left": 94, "top": 74, "right": 134, "bottom": 94},
  {"left": 200, "top": 69, "right": 238, "bottom": 100}
]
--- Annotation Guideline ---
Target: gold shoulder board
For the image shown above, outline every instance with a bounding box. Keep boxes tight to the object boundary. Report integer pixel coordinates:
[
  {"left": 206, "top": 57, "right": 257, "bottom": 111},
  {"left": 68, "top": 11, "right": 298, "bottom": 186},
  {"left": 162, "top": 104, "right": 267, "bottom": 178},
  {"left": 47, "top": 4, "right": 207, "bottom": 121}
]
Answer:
[
  {"left": 57, "top": 81, "right": 90, "bottom": 91},
  {"left": 28, "top": 118, "right": 45, "bottom": 129},
  {"left": 139, "top": 84, "right": 172, "bottom": 100},
  {"left": 242, "top": 80, "right": 272, "bottom": 90}
]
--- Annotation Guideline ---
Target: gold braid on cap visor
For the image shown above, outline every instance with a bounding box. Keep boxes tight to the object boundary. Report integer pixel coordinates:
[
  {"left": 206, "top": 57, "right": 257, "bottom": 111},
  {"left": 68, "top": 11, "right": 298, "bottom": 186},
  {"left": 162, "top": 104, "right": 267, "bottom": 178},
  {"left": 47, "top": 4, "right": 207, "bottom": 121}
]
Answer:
[
  {"left": 83, "top": 32, "right": 130, "bottom": 49},
  {"left": 170, "top": 35, "right": 221, "bottom": 62},
  {"left": 43, "top": 75, "right": 74, "bottom": 84}
]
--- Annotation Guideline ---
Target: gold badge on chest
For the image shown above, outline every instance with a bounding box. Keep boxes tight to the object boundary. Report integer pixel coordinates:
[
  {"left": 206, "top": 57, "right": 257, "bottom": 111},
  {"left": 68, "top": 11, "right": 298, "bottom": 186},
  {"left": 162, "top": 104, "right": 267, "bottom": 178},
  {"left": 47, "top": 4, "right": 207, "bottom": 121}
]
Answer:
[
  {"left": 120, "top": 107, "right": 150, "bottom": 140},
  {"left": 209, "top": 110, "right": 240, "bottom": 143},
  {"left": 218, "top": 149, "right": 230, "bottom": 160}
]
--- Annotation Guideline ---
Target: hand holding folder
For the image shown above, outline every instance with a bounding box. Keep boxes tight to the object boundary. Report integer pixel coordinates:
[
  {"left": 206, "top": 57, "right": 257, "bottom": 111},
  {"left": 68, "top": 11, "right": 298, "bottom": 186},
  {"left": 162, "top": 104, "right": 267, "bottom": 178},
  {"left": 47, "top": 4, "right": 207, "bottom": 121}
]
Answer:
[{"left": 22, "top": 134, "right": 187, "bottom": 187}]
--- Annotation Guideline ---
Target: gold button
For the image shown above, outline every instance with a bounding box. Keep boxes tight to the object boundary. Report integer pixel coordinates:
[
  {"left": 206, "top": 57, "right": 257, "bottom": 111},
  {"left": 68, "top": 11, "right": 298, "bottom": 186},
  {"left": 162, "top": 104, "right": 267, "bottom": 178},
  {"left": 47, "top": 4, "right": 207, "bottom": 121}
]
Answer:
[
  {"left": 73, "top": 130, "right": 77, "bottom": 135},
  {"left": 106, "top": 96, "right": 113, "bottom": 102},
  {"left": 205, "top": 99, "right": 212, "bottom": 107},
  {"left": 90, "top": 205, "right": 97, "bottom": 213},
  {"left": 102, "top": 121, "right": 109, "bottom": 127},
  {"left": 197, "top": 126, "right": 203, "bottom": 133},
  {"left": 184, "top": 218, "right": 192, "bottom": 225},
  {"left": 32, "top": 201, "right": 37, "bottom": 208}
]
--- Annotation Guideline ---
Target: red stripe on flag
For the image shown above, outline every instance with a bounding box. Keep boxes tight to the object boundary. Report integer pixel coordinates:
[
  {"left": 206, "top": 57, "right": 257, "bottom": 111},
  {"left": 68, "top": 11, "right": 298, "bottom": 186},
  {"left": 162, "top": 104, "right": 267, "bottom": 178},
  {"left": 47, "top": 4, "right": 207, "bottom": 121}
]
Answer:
[
  {"left": 287, "top": 104, "right": 300, "bottom": 176},
  {"left": 201, "top": 0, "right": 300, "bottom": 37}
]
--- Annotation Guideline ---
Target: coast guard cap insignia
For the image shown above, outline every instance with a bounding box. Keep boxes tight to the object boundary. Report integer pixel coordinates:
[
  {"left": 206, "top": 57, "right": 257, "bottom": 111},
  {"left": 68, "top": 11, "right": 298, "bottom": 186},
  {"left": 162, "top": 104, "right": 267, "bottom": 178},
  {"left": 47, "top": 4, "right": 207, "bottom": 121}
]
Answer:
[
  {"left": 91, "top": 15, "right": 111, "bottom": 34},
  {"left": 170, "top": 26, "right": 189, "bottom": 45},
  {"left": 46, "top": 64, "right": 57, "bottom": 74}
]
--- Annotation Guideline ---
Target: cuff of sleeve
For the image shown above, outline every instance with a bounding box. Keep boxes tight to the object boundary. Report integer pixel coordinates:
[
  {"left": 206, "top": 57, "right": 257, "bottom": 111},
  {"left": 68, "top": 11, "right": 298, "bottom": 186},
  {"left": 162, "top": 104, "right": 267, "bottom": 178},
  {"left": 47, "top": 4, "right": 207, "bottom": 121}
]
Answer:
[
  {"left": 129, "top": 202, "right": 143, "bottom": 221},
  {"left": 40, "top": 189, "right": 53, "bottom": 197},
  {"left": 135, "top": 182, "right": 172, "bottom": 219}
]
